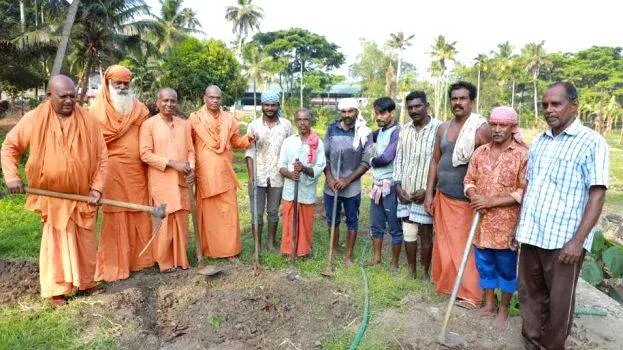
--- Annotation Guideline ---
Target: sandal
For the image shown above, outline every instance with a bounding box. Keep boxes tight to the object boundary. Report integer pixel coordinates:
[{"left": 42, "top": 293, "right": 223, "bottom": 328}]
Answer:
[
  {"left": 455, "top": 299, "right": 479, "bottom": 310},
  {"left": 49, "top": 295, "right": 67, "bottom": 308}
]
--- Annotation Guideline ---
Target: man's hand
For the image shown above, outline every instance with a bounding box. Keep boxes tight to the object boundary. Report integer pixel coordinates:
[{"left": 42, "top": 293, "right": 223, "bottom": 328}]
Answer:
[
  {"left": 508, "top": 234, "right": 518, "bottom": 251},
  {"left": 326, "top": 175, "right": 337, "bottom": 192},
  {"left": 6, "top": 180, "right": 25, "bottom": 194},
  {"left": 424, "top": 193, "right": 434, "bottom": 216},
  {"left": 248, "top": 133, "right": 257, "bottom": 144},
  {"left": 293, "top": 160, "right": 304, "bottom": 173},
  {"left": 88, "top": 189, "right": 102, "bottom": 206},
  {"left": 396, "top": 185, "right": 411, "bottom": 204},
  {"left": 184, "top": 168, "right": 195, "bottom": 184},
  {"left": 334, "top": 178, "right": 350, "bottom": 191},
  {"left": 411, "top": 189, "right": 426, "bottom": 204},
  {"left": 469, "top": 195, "right": 490, "bottom": 214},
  {"left": 289, "top": 170, "right": 301, "bottom": 181},
  {"left": 559, "top": 238, "right": 584, "bottom": 265},
  {"left": 168, "top": 160, "right": 191, "bottom": 174}
]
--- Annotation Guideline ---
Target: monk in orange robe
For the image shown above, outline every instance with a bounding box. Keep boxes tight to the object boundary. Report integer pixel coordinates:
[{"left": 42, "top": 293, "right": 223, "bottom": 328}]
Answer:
[
  {"left": 139, "top": 88, "right": 195, "bottom": 272},
  {"left": 188, "top": 85, "right": 255, "bottom": 258},
  {"left": 90, "top": 64, "right": 154, "bottom": 282},
  {"left": 1, "top": 75, "right": 108, "bottom": 307}
]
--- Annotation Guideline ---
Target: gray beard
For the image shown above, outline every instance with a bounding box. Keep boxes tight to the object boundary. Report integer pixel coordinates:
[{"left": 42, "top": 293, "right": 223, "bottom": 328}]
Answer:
[{"left": 109, "top": 86, "right": 134, "bottom": 116}]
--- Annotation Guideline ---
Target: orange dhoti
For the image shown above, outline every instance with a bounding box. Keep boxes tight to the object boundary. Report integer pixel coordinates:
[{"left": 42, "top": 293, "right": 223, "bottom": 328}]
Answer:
[
  {"left": 40, "top": 216, "right": 97, "bottom": 298},
  {"left": 197, "top": 188, "right": 242, "bottom": 258},
  {"left": 280, "top": 200, "right": 314, "bottom": 257},
  {"left": 153, "top": 210, "right": 190, "bottom": 271},
  {"left": 95, "top": 211, "right": 154, "bottom": 281},
  {"left": 431, "top": 192, "right": 483, "bottom": 306}
]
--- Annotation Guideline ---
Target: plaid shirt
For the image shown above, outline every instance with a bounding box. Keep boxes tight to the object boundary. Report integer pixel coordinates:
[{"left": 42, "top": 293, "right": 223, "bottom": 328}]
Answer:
[{"left": 516, "top": 119, "right": 609, "bottom": 250}]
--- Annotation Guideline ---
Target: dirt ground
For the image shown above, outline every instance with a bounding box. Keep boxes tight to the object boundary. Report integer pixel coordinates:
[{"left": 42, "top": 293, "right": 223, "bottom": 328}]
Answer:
[{"left": 3, "top": 257, "right": 622, "bottom": 349}]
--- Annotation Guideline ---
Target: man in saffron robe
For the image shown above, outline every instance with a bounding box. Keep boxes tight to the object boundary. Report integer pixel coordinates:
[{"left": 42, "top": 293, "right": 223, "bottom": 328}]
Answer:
[
  {"left": 188, "top": 85, "right": 255, "bottom": 258},
  {"left": 278, "top": 109, "right": 325, "bottom": 257},
  {"left": 1, "top": 75, "right": 108, "bottom": 307},
  {"left": 424, "top": 81, "right": 490, "bottom": 309},
  {"left": 90, "top": 64, "right": 154, "bottom": 282},
  {"left": 139, "top": 88, "right": 195, "bottom": 272}
]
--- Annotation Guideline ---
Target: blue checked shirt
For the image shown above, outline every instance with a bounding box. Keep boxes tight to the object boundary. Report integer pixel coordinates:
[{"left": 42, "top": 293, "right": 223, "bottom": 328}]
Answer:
[{"left": 516, "top": 119, "right": 609, "bottom": 250}]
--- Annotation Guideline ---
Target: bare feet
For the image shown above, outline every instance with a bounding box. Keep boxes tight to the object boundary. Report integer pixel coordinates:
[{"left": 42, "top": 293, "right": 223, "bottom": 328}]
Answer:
[
  {"left": 490, "top": 307, "right": 510, "bottom": 330},
  {"left": 421, "top": 272, "right": 430, "bottom": 282},
  {"left": 267, "top": 244, "right": 277, "bottom": 252},
  {"left": 49, "top": 295, "right": 67, "bottom": 308},
  {"left": 473, "top": 303, "right": 497, "bottom": 317},
  {"left": 343, "top": 257, "right": 354, "bottom": 266}
]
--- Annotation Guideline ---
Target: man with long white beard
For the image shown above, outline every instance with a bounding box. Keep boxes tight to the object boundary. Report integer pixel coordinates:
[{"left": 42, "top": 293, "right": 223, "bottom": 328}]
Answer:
[{"left": 90, "top": 65, "right": 155, "bottom": 282}]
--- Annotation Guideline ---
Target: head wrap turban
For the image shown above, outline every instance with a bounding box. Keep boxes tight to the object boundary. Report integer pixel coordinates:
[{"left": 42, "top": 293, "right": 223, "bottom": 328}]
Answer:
[
  {"left": 104, "top": 65, "right": 132, "bottom": 83},
  {"left": 337, "top": 98, "right": 371, "bottom": 149},
  {"left": 260, "top": 90, "right": 281, "bottom": 104},
  {"left": 489, "top": 106, "right": 526, "bottom": 147}
]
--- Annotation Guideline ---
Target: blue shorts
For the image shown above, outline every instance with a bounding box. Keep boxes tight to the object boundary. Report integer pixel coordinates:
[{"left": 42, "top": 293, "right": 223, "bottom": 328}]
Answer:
[
  {"left": 474, "top": 247, "right": 518, "bottom": 294},
  {"left": 323, "top": 193, "right": 361, "bottom": 231}
]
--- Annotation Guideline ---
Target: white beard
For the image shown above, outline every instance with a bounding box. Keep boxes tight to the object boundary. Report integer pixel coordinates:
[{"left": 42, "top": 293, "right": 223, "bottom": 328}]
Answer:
[{"left": 108, "top": 85, "right": 134, "bottom": 116}]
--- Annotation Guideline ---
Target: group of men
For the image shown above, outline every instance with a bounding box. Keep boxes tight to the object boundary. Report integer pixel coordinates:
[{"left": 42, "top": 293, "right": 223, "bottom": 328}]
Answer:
[
  {"left": 1, "top": 66, "right": 258, "bottom": 307},
  {"left": 1, "top": 63, "right": 609, "bottom": 349}
]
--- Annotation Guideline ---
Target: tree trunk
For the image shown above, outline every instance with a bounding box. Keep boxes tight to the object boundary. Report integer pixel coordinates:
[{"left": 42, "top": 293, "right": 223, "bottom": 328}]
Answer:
[
  {"left": 532, "top": 77, "right": 538, "bottom": 120},
  {"left": 443, "top": 77, "right": 448, "bottom": 119},
  {"left": 19, "top": 0, "right": 25, "bottom": 31},
  {"left": 476, "top": 68, "right": 481, "bottom": 114},
  {"left": 52, "top": 0, "right": 81, "bottom": 76},
  {"left": 396, "top": 56, "right": 402, "bottom": 95},
  {"left": 511, "top": 79, "right": 516, "bottom": 108},
  {"left": 299, "top": 59, "right": 304, "bottom": 109},
  {"left": 253, "top": 80, "right": 257, "bottom": 117},
  {"left": 34, "top": 0, "right": 38, "bottom": 26}
]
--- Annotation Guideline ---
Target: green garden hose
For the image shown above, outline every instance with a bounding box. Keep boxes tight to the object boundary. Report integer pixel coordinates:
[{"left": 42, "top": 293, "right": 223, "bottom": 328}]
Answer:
[
  {"left": 349, "top": 239, "right": 371, "bottom": 350},
  {"left": 574, "top": 307, "right": 607, "bottom": 316}
]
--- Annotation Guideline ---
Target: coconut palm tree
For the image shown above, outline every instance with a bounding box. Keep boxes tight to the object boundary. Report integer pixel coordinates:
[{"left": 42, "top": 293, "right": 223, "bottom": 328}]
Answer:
[
  {"left": 149, "top": 0, "right": 203, "bottom": 55},
  {"left": 68, "top": 0, "right": 151, "bottom": 97},
  {"left": 521, "top": 41, "right": 551, "bottom": 119},
  {"left": 430, "top": 35, "right": 457, "bottom": 118},
  {"left": 242, "top": 43, "right": 273, "bottom": 113},
  {"left": 224, "top": 0, "right": 263, "bottom": 53},
  {"left": 385, "top": 32, "right": 414, "bottom": 88},
  {"left": 52, "top": 0, "right": 80, "bottom": 75},
  {"left": 474, "top": 54, "right": 487, "bottom": 114}
]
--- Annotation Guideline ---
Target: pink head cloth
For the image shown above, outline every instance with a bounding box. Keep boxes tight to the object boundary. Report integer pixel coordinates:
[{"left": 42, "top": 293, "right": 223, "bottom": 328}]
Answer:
[{"left": 489, "top": 106, "right": 526, "bottom": 147}]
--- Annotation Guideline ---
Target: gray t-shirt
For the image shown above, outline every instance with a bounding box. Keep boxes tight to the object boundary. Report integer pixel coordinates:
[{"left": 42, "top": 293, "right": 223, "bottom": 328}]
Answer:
[{"left": 323, "top": 121, "right": 373, "bottom": 198}]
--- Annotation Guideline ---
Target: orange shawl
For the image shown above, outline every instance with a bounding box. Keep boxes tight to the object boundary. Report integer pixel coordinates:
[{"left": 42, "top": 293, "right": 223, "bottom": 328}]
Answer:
[{"left": 25, "top": 101, "right": 107, "bottom": 230}]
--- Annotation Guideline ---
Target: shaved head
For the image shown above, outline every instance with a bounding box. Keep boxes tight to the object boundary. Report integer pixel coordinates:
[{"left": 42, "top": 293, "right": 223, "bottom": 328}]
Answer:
[
  {"left": 48, "top": 75, "right": 75, "bottom": 94},
  {"left": 204, "top": 85, "right": 222, "bottom": 112},
  {"left": 158, "top": 87, "right": 177, "bottom": 100},
  {"left": 157, "top": 87, "right": 178, "bottom": 118},
  {"left": 205, "top": 85, "right": 222, "bottom": 95},
  {"left": 47, "top": 75, "right": 77, "bottom": 116}
]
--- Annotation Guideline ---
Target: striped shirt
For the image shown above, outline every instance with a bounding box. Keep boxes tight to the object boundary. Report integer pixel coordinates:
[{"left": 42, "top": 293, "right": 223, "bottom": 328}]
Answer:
[
  {"left": 516, "top": 119, "right": 609, "bottom": 250},
  {"left": 393, "top": 117, "right": 441, "bottom": 224}
]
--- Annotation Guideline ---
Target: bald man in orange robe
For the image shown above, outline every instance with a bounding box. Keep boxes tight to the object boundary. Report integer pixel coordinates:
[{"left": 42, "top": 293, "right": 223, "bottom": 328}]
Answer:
[
  {"left": 140, "top": 88, "right": 195, "bottom": 272},
  {"left": 188, "top": 85, "right": 255, "bottom": 258},
  {"left": 1, "top": 75, "right": 108, "bottom": 307},
  {"left": 90, "top": 64, "right": 155, "bottom": 282}
]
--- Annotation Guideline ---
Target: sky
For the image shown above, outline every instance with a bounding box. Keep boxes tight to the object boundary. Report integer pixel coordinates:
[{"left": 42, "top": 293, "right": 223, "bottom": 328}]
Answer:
[{"left": 145, "top": 0, "right": 623, "bottom": 81}]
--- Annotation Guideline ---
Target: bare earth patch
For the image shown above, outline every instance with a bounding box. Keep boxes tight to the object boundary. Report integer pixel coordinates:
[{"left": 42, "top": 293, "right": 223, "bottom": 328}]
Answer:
[{"left": 0, "top": 259, "right": 39, "bottom": 303}]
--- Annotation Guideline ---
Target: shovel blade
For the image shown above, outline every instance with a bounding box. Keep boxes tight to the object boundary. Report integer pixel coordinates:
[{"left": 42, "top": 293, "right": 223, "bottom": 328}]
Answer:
[
  {"left": 196, "top": 265, "right": 224, "bottom": 276},
  {"left": 438, "top": 331, "right": 467, "bottom": 349}
]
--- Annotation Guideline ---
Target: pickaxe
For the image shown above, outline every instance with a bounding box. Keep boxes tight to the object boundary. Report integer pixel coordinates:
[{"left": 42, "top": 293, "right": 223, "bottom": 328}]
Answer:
[{"left": 21, "top": 187, "right": 166, "bottom": 256}]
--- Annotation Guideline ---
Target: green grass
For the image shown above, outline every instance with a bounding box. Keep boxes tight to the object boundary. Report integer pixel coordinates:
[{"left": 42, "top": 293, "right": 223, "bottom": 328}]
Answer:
[
  {"left": 0, "top": 195, "right": 41, "bottom": 259},
  {"left": 0, "top": 299, "right": 116, "bottom": 350}
]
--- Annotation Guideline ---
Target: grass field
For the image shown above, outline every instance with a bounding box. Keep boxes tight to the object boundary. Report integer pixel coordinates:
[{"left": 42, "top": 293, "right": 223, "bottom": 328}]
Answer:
[{"left": 1, "top": 127, "right": 622, "bottom": 348}]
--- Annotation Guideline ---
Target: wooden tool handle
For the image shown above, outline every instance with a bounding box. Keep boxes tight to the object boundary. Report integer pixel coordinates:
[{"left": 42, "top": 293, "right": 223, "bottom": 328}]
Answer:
[{"left": 25, "top": 187, "right": 156, "bottom": 213}]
